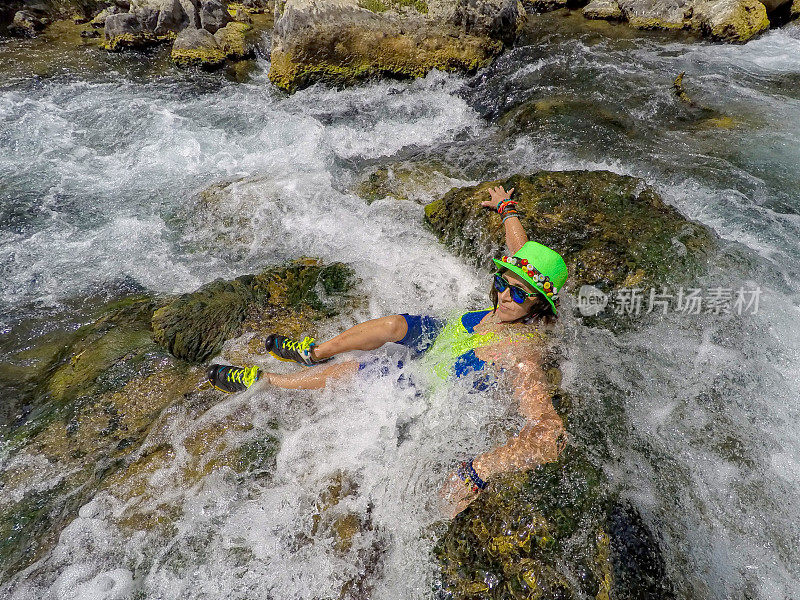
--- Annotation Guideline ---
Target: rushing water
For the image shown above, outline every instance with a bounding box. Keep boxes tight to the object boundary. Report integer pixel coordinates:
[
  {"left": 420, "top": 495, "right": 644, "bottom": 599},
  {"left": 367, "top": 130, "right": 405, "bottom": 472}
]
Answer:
[{"left": 1, "top": 11, "right": 799, "bottom": 600}]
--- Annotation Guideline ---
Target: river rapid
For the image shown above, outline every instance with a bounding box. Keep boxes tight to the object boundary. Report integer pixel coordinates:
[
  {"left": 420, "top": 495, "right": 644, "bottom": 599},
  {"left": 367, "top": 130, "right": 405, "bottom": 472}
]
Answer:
[{"left": 1, "top": 11, "right": 799, "bottom": 600}]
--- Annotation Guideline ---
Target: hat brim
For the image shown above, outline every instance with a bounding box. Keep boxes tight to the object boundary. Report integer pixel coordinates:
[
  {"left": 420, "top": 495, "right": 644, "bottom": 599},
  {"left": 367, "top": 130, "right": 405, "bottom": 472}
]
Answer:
[{"left": 493, "top": 258, "right": 558, "bottom": 316}]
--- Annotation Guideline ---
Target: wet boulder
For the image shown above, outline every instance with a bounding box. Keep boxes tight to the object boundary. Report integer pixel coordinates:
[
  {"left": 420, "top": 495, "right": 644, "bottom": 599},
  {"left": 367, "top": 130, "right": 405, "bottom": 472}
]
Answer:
[
  {"left": 170, "top": 25, "right": 226, "bottom": 67},
  {"left": 582, "top": 0, "right": 624, "bottom": 19},
  {"left": 690, "top": 0, "right": 770, "bottom": 41},
  {"left": 130, "top": 0, "right": 188, "bottom": 35},
  {"left": 579, "top": 0, "right": 773, "bottom": 42},
  {"left": 152, "top": 260, "right": 355, "bottom": 362},
  {"left": 213, "top": 20, "right": 254, "bottom": 57},
  {"left": 426, "top": 170, "right": 716, "bottom": 299},
  {"left": 268, "top": 0, "right": 526, "bottom": 93},
  {"left": 103, "top": 12, "right": 159, "bottom": 49},
  {"left": 0, "top": 259, "right": 357, "bottom": 582},
  {"left": 104, "top": 0, "right": 195, "bottom": 50},
  {"left": 8, "top": 9, "right": 48, "bottom": 36},
  {"left": 435, "top": 447, "right": 675, "bottom": 599}
]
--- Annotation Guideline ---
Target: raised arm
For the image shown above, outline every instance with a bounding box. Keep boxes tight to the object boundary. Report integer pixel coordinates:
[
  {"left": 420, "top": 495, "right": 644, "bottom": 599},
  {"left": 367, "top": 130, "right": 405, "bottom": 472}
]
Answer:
[{"left": 482, "top": 185, "right": 528, "bottom": 255}]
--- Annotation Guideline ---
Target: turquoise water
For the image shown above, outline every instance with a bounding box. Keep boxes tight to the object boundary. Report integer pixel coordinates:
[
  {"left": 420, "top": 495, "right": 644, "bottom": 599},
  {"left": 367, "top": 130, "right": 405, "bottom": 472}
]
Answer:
[{"left": 1, "top": 13, "right": 799, "bottom": 599}]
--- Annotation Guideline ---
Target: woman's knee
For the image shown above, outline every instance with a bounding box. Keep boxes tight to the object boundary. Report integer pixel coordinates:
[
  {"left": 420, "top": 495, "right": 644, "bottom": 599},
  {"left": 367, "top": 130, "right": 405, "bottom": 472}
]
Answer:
[{"left": 385, "top": 314, "right": 408, "bottom": 342}]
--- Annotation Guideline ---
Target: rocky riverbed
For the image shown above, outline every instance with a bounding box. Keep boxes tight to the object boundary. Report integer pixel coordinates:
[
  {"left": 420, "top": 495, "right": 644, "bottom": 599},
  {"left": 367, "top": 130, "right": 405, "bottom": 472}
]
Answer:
[{"left": 1, "top": 3, "right": 799, "bottom": 599}]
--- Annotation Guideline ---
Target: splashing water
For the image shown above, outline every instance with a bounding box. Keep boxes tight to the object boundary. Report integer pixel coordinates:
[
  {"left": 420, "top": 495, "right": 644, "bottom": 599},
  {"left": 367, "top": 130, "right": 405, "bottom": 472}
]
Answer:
[{"left": 1, "top": 13, "right": 799, "bottom": 600}]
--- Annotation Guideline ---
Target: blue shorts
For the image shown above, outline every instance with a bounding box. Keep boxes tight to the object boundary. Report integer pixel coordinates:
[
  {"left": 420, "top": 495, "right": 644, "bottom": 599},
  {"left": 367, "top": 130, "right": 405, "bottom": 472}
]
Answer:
[{"left": 356, "top": 314, "right": 496, "bottom": 391}]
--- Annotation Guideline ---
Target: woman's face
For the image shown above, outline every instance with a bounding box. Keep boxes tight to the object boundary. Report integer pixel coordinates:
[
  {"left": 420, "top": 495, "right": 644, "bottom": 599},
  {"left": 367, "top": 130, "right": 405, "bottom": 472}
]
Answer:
[{"left": 496, "top": 270, "right": 544, "bottom": 322}]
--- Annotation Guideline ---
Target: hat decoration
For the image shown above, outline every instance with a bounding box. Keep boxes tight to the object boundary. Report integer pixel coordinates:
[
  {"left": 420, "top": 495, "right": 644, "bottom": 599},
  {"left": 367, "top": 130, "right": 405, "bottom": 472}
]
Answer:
[{"left": 499, "top": 255, "right": 559, "bottom": 301}]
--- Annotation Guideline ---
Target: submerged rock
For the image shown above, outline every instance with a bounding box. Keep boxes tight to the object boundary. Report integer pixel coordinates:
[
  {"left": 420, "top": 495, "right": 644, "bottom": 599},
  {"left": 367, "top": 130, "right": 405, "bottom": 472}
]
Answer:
[
  {"left": 435, "top": 447, "right": 675, "bottom": 599},
  {"left": 424, "top": 170, "right": 716, "bottom": 305},
  {"left": 268, "top": 0, "right": 526, "bottom": 92},
  {"left": 0, "top": 259, "right": 356, "bottom": 583}
]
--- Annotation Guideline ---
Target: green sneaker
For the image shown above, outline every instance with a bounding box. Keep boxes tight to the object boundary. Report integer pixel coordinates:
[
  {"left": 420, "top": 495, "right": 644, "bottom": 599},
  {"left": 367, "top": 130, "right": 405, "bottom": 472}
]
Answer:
[
  {"left": 206, "top": 364, "right": 261, "bottom": 393},
  {"left": 265, "top": 334, "right": 328, "bottom": 366}
]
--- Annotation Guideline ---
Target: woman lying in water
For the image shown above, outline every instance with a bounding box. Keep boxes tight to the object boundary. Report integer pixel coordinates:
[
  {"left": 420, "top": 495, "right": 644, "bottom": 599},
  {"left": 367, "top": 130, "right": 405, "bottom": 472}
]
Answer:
[{"left": 206, "top": 185, "right": 569, "bottom": 517}]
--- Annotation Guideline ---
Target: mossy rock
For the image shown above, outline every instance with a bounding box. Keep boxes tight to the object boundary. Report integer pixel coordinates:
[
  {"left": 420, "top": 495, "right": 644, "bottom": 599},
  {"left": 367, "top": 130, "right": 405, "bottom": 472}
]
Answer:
[
  {"left": 424, "top": 170, "right": 717, "bottom": 304},
  {"left": 352, "top": 160, "right": 465, "bottom": 205},
  {"left": 267, "top": 0, "right": 524, "bottom": 93},
  {"left": 0, "top": 259, "right": 357, "bottom": 583},
  {"left": 152, "top": 259, "right": 356, "bottom": 363},
  {"left": 497, "top": 97, "right": 635, "bottom": 139},
  {"left": 435, "top": 446, "right": 674, "bottom": 599}
]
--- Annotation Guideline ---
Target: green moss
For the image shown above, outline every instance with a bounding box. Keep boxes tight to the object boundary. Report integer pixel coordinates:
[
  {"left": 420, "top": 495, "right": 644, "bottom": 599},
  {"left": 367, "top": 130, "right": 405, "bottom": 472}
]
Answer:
[
  {"left": 268, "top": 27, "right": 500, "bottom": 93},
  {"left": 627, "top": 16, "right": 685, "bottom": 30},
  {"left": 359, "top": 0, "right": 389, "bottom": 11},
  {"left": 424, "top": 170, "right": 716, "bottom": 296},
  {"left": 705, "top": 0, "right": 769, "bottom": 42},
  {"left": 435, "top": 447, "right": 612, "bottom": 599},
  {"left": 235, "top": 434, "right": 280, "bottom": 476},
  {"left": 215, "top": 21, "right": 254, "bottom": 59},
  {"left": 0, "top": 482, "right": 69, "bottom": 579},
  {"left": 171, "top": 45, "right": 227, "bottom": 69},
  {"left": 358, "top": 0, "right": 428, "bottom": 12},
  {"left": 104, "top": 31, "right": 170, "bottom": 52}
]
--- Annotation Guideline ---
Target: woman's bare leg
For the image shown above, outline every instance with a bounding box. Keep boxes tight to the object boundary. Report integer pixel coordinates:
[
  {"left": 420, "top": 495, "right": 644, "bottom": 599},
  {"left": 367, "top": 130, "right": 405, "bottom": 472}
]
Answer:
[
  {"left": 311, "top": 315, "right": 408, "bottom": 361},
  {"left": 259, "top": 360, "right": 361, "bottom": 390}
]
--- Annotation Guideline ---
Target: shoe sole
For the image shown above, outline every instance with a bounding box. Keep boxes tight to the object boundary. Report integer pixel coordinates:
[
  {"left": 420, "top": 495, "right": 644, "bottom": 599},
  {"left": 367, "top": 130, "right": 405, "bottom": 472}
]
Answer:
[
  {"left": 267, "top": 349, "right": 309, "bottom": 365},
  {"left": 210, "top": 383, "right": 235, "bottom": 393}
]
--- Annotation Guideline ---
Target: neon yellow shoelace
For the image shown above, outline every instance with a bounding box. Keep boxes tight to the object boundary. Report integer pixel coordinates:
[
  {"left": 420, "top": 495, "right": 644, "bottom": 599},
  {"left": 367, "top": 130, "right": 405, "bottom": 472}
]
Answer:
[
  {"left": 226, "top": 365, "right": 259, "bottom": 388},
  {"left": 282, "top": 336, "right": 315, "bottom": 353}
]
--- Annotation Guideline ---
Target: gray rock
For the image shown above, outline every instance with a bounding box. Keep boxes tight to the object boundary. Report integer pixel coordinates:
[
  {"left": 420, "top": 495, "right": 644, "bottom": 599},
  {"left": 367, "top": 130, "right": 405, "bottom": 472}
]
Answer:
[
  {"left": 584, "top": 0, "right": 771, "bottom": 41},
  {"left": 200, "top": 0, "right": 233, "bottom": 32},
  {"left": 130, "top": 0, "right": 189, "bottom": 35},
  {"left": 155, "top": 0, "right": 188, "bottom": 34},
  {"left": 171, "top": 25, "right": 226, "bottom": 67},
  {"left": 104, "top": 12, "right": 143, "bottom": 36},
  {"left": 179, "top": 0, "right": 202, "bottom": 27},
  {"left": 583, "top": 0, "right": 624, "bottom": 19},
  {"left": 8, "top": 9, "right": 47, "bottom": 37},
  {"left": 269, "top": 0, "right": 526, "bottom": 92},
  {"left": 616, "top": 0, "right": 686, "bottom": 28},
  {"left": 91, "top": 6, "right": 122, "bottom": 28},
  {"left": 690, "top": 0, "right": 769, "bottom": 40}
]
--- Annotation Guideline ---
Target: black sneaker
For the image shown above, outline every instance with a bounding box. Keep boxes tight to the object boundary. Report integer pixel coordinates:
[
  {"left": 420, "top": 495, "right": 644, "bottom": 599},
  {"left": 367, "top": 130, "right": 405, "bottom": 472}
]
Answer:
[
  {"left": 206, "top": 364, "right": 261, "bottom": 393},
  {"left": 265, "top": 334, "right": 328, "bottom": 366}
]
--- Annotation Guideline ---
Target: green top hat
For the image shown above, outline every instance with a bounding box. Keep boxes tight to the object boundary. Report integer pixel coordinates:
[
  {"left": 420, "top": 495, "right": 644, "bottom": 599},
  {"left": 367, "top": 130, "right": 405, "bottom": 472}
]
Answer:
[{"left": 492, "top": 241, "right": 568, "bottom": 315}]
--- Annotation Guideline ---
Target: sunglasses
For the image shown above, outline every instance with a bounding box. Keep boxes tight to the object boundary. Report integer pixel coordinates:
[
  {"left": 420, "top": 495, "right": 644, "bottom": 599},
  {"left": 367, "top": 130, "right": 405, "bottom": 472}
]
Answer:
[{"left": 494, "top": 273, "right": 537, "bottom": 304}]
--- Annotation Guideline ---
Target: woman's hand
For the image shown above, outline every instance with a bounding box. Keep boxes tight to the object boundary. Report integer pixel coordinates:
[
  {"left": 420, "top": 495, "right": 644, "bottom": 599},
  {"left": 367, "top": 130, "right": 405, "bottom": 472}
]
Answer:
[
  {"left": 481, "top": 185, "right": 514, "bottom": 210},
  {"left": 438, "top": 470, "right": 481, "bottom": 519}
]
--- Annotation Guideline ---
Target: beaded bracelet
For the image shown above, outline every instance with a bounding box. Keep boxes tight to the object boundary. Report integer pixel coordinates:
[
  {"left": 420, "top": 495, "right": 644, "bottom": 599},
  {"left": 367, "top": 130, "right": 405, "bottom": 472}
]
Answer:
[
  {"left": 502, "top": 212, "right": 520, "bottom": 224},
  {"left": 456, "top": 459, "right": 488, "bottom": 493},
  {"left": 496, "top": 199, "right": 517, "bottom": 215}
]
